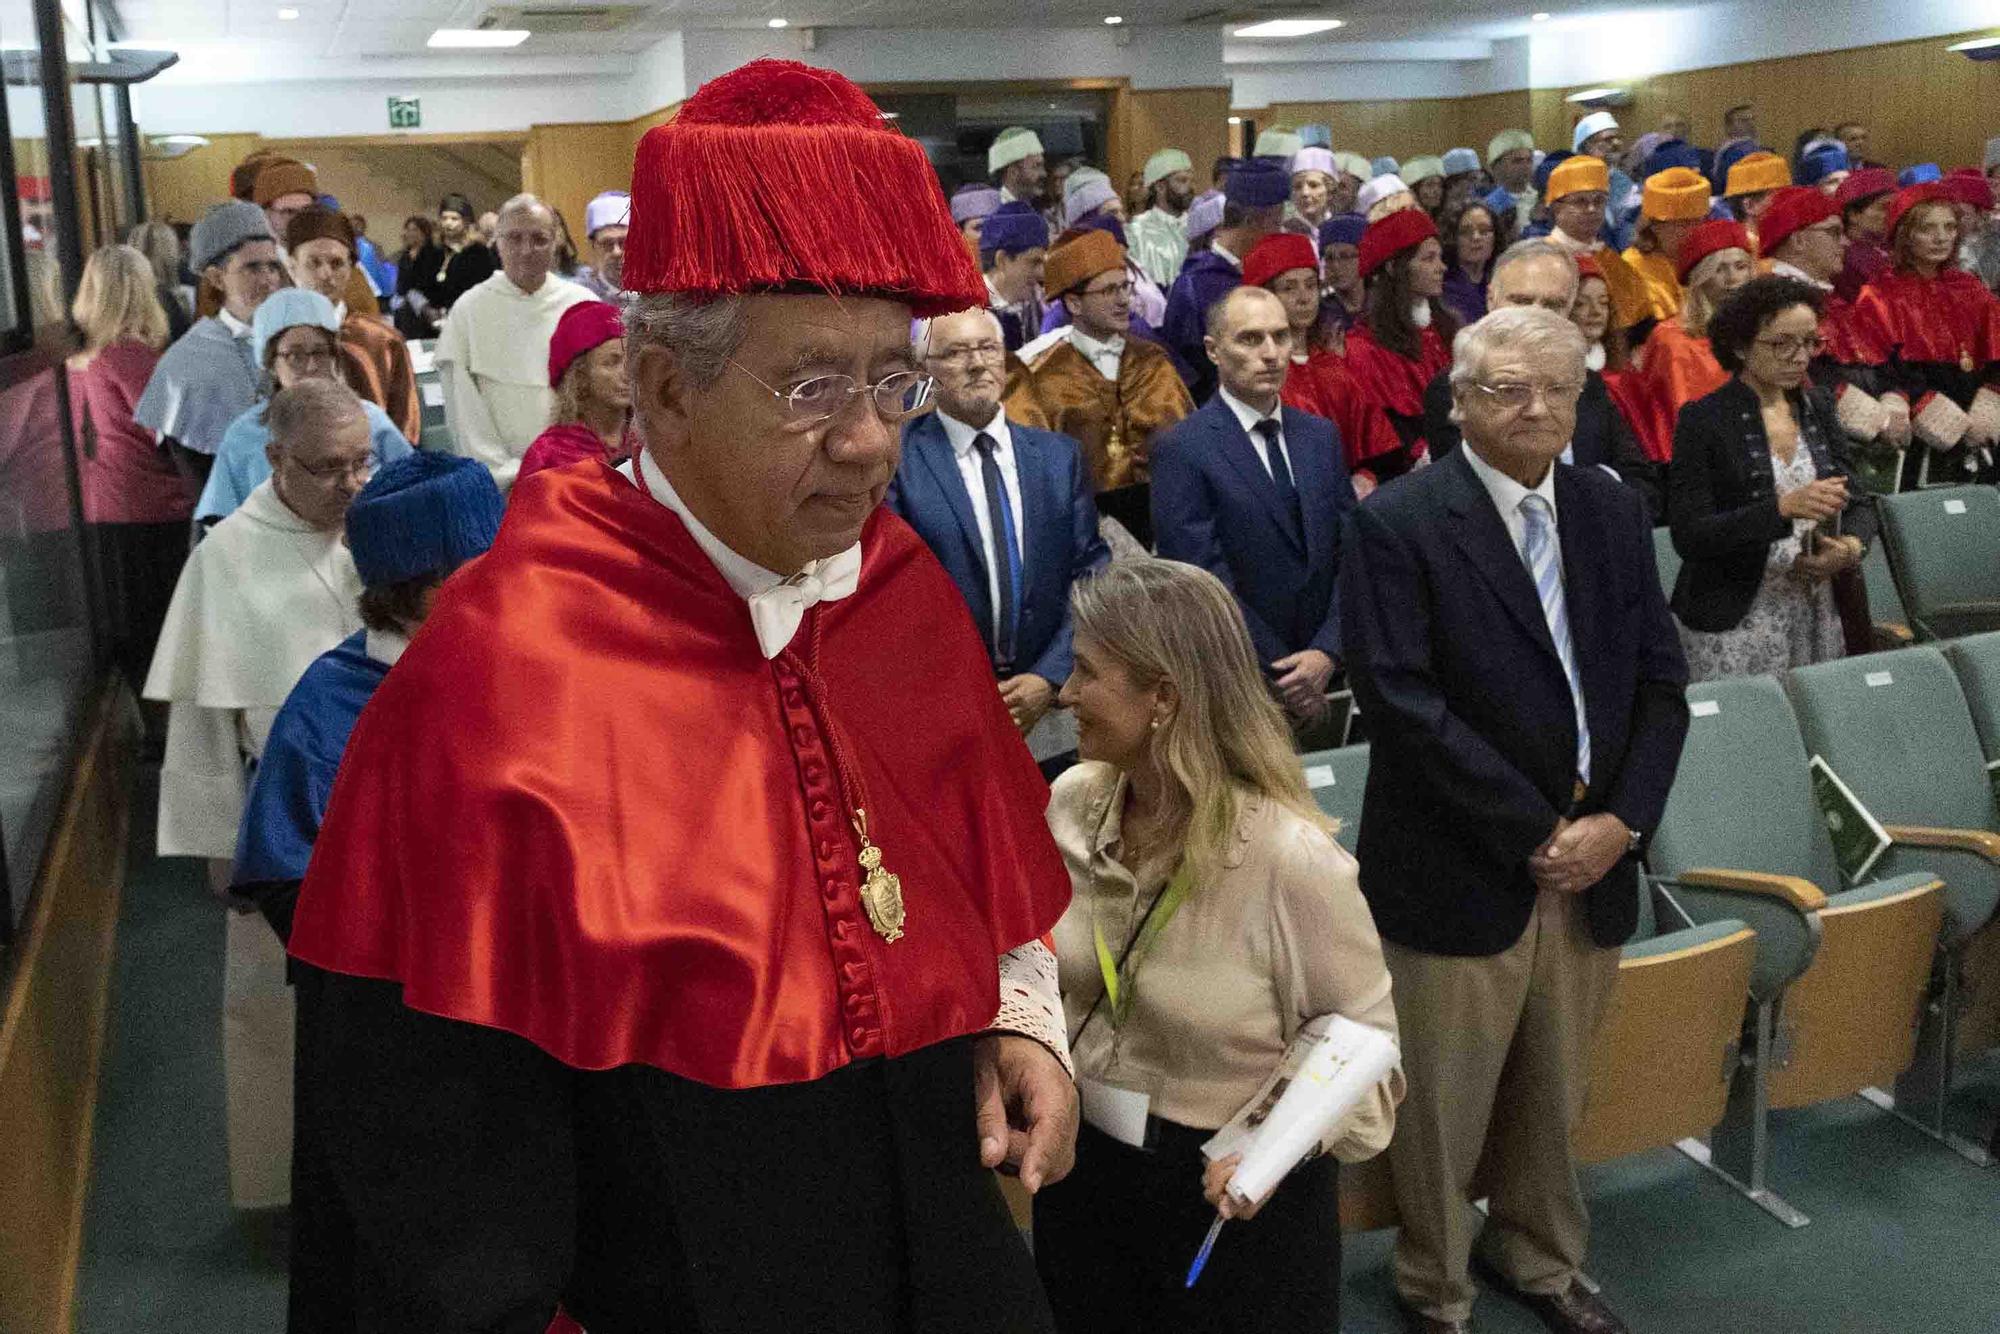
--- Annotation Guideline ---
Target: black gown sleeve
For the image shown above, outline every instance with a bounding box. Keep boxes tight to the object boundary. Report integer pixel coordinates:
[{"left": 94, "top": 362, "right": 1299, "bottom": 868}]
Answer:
[{"left": 296, "top": 965, "right": 576, "bottom": 1333}]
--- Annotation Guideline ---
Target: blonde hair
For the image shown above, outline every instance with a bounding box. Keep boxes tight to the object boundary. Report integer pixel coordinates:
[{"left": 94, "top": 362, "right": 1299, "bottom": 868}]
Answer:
[
  {"left": 71, "top": 244, "right": 169, "bottom": 355},
  {"left": 1070, "top": 558, "right": 1333, "bottom": 887},
  {"left": 1681, "top": 248, "right": 1745, "bottom": 338}
]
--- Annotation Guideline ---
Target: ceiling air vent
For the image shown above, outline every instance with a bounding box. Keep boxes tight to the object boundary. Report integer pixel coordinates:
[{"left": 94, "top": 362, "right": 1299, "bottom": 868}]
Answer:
[{"left": 476, "top": 5, "right": 648, "bottom": 34}]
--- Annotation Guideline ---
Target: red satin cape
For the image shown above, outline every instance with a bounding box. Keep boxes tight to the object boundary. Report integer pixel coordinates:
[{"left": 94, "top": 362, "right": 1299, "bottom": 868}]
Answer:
[
  {"left": 1343, "top": 324, "right": 1453, "bottom": 421},
  {"left": 287, "top": 461, "right": 1071, "bottom": 1089},
  {"left": 1281, "top": 348, "right": 1404, "bottom": 470},
  {"left": 1631, "top": 321, "right": 1728, "bottom": 462},
  {"left": 1847, "top": 268, "right": 2000, "bottom": 373}
]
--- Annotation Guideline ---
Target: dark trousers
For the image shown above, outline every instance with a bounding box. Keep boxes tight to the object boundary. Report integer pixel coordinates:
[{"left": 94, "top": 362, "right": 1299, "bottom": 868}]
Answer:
[
  {"left": 1032, "top": 1120, "right": 1342, "bottom": 1334},
  {"left": 300, "top": 967, "right": 1054, "bottom": 1334},
  {"left": 88, "top": 520, "right": 189, "bottom": 691}
]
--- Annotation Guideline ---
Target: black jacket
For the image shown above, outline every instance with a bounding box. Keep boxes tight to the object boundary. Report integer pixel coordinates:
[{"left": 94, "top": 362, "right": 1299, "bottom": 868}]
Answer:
[
  {"left": 1423, "top": 367, "right": 1662, "bottom": 521},
  {"left": 1339, "top": 449, "right": 1690, "bottom": 956},
  {"left": 1667, "top": 376, "right": 1877, "bottom": 633}
]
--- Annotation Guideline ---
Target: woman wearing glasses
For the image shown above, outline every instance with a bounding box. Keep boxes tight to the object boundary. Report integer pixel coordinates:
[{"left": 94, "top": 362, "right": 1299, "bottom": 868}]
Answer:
[
  {"left": 1667, "top": 276, "right": 1874, "bottom": 681},
  {"left": 196, "top": 288, "right": 413, "bottom": 524}
]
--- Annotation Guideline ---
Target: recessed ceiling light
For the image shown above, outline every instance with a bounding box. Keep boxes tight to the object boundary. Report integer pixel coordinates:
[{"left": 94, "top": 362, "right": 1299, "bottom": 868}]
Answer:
[
  {"left": 768, "top": 17, "right": 790, "bottom": 27},
  {"left": 1531, "top": 11, "right": 1551, "bottom": 20},
  {"left": 1948, "top": 36, "right": 2000, "bottom": 51},
  {"left": 427, "top": 28, "right": 530, "bottom": 47},
  {"left": 278, "top": 7, "right": 300, "bottom": 18},
  {"left": 1104, "top": 14, "right": 1123, "bottom": 23},
  {"left": 1232, "top": 17, "right": 1343, "bottom": 37},
  {"left": 1227, "top": 115, "right": 1242, "bottom": 125}
]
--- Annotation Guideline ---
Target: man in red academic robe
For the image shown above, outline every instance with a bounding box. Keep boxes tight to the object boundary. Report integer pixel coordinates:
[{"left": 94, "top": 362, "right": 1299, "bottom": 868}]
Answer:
[{"left": 286, "top": 58, "right": 1079, "bottom": 1334}]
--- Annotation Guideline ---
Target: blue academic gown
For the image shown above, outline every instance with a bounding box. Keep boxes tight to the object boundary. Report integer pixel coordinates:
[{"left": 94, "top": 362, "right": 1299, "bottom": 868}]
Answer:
[
  {"left": 1161, "top": 249, "right": 1243, "bottom": 401},
  {"left": 235, "top": 631, "right": 389, "bottom": 894},
  {"left": 197, "top": 398, "right": 414, "bottom": 523}
]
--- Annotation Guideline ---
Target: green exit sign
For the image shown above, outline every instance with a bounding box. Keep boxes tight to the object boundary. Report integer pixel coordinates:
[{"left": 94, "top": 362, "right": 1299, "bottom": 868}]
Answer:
[{"left": 388, "top": 96, "right": 421, "bottom": 130}]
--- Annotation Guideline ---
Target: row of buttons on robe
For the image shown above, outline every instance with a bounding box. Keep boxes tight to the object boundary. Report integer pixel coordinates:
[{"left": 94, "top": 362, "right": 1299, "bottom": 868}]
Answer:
[{"left": 775, "top": 656, "right": 885, "bottom": 1056}]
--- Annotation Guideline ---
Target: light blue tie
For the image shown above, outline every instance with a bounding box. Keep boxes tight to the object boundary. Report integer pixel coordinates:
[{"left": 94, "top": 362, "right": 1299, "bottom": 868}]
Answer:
[{"left": 1519, "top": 494, "right": 1591, "bottom": 784}]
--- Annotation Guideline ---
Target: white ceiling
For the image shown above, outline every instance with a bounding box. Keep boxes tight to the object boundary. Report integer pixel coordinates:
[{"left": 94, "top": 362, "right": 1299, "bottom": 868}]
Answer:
[{"left": 104, "top": 0, "right": 1687, "bottom": 55}]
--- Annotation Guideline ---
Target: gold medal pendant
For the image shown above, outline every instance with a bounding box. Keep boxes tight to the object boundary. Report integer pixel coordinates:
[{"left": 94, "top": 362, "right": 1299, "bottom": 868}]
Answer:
[
  {"left": 1963, "top": 348, "right": 1977, "bottom": 374},
  {"left": 852, "top": 810, "right": 906, "bottom": 943}
]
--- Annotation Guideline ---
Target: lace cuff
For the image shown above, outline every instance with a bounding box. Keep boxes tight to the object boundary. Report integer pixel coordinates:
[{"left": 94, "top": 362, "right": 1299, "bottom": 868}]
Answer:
[{"left": 990, "top": 940, "right": 1073, "bottom": 1079}]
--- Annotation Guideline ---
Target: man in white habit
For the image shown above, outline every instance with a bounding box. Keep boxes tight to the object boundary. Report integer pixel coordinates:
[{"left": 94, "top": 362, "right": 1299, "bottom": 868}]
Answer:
[
  {"left": 143, "top": 378, "right": 374, "bottom": 1210},
  {"left": 1127, "top": 147, "right": 1196, "bottom": 290},
  {"left": 434, "top": 191, "right": 594, "bottom": 489},
  {"left": 990, "top": 126, "right": 1049, "bottom": 208}
]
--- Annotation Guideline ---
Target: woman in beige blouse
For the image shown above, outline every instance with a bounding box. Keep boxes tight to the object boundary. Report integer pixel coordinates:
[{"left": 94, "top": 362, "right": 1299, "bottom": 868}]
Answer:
[{"left": 1033, "top": 557, "right": 1402, "bottom": 1334}]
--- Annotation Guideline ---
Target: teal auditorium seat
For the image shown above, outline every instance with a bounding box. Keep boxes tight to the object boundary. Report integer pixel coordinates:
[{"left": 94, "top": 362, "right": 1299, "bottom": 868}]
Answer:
[
  {"left": 1784, "top": 647, "right": 2000, "bottom": 1164},
  {"left": 1299, "top": 745, "right": 1757, "bottom": 1231},
  {"left": 1944, "top": 630, "right": 2000, "bottom": 767},
  {"left": 1646, "top": 674, "right": 1944, "bottom": 1225},
  {"left": 1652, "top": 526, "right": 1680, "bottom": 604},
  {"left": 1877, "top": 485, "right": 2000, "bottom": 640},
  {"left": 1860, "top": 540, "right": 1915, "bottom": 647}
]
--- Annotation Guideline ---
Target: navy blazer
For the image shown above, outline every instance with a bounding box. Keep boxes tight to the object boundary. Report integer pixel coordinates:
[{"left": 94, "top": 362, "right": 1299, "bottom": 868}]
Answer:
[
  {"left": 1150, "top": 395, "right": 1357, "bottom": 665},
  {"left": 886, "top": 412, "right": 1109, "bottom": 685},
  {"left": 1339, "top": 448, "right": 1690, "bottom": 957}
]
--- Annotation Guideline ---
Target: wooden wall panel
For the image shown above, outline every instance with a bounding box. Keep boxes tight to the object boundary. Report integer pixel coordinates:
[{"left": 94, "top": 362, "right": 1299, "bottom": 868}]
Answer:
[
  {"left": 138, "top": 133, "right": 261, "bottom": 227},
  {"left": 260, "top": 140, "right": 523, "bottom": 247},
  {"left": 0, "top": 684, "right": 132, "bottom": 1334},
  {"left": 520, "top": 120, "right": 639, "bottom": 253},
  {"left": 1265, "top": 98, "right": 1465, "bottom": 163},
  {"left": 1456, "top": 91, "right": 1536, "bottom": 159},
  {"left": 1111, "top": 86, "right": 1231, "bottom": 200}
]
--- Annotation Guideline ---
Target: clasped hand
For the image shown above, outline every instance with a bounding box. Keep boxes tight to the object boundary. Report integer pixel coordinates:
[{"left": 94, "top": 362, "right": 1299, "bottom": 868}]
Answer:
[
  {"left": 1528, "top": 813, "right": 1631, "bottom": 896},
  {"left": 1270, "top": 649, "right": 1335, "bottom": 721},
  {"left": 973, "top": 1034, "right": 1078, "bottom": 1194}
]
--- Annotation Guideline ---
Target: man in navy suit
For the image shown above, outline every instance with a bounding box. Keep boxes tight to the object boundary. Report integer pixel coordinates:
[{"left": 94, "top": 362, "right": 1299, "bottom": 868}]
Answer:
[
  {"left": 1339, "top": 306, "right": 1688, "bottom": 1334},
  {"left": 1150, "top": 285, "right": 1358, "bottom": 742},
  {"left": 889, "top": 308, "right": 1109, "bottom": 775}
]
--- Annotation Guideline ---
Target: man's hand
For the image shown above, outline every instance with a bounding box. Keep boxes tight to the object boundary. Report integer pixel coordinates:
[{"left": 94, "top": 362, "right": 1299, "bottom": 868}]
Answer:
[
  {"left": 998, "top": 674, "right": 1056, "bottom": 737},
  {"left": 1270, "top": 649, "right": 1335, "bottom": 716},
  {"left": 973, "top": 1033, "right": 1078, "bottom": 1194},
  {"left": 1529, "top": 813, "right": 1632, "bottom": 895}
]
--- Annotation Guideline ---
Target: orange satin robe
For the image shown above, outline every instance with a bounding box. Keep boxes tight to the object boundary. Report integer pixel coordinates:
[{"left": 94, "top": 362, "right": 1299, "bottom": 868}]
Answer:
[
  {"left": 1632, "top": 320, "right": 1728, "bottom": 461},
  {"left": 1619, "top": 246, "right": 1684, "bottom": 325},
  {"left": 1005, "top": 336, "right": 1194, "bottom": 492},
  {"left": 339, "top": 311, "right": 422, "bottom": 444}
]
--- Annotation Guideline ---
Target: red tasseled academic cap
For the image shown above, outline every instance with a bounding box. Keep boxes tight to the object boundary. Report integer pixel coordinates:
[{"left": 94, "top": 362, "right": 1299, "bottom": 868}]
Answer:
[{"left": 622, "top": 59, "right": 987, "bottom": 316}]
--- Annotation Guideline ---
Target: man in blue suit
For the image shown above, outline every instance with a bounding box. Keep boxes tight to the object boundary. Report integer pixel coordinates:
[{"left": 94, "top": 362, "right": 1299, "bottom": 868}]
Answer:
[
  {"left": 1151, "top": 285, "right": 1358, "bottom": 743},
  {"left": 890, "top": 308, "right": 1110, "bottom": 776}
]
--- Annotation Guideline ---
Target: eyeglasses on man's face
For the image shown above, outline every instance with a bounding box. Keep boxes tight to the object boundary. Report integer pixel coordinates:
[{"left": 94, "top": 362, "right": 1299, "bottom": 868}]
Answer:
[
  {"left": 927, "top": 340, "right": 1006, "bottom": 367},
  {"left": 1473, "top": 380, "right": 1584, "bottom": 412},
  {"left": 730, "top": 360, "right": 935, "bottom": 429},
  {"left": 289, "top": 453, "right": 376, "bottom": 483}
]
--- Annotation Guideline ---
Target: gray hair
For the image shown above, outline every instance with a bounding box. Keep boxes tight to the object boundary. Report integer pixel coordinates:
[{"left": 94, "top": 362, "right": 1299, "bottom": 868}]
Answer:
[
  {"left": 914, "top": 307, "right": 1003, "bottom": 358},
  {"left": 265, "top": 378, "right": 365, "bottom": 452},
  {"left": 625, "top": 292, "right": 748, "bottom": 392},
  {"left": 1449, "top": 305, "right": 1588, "bottom": 390},
  {"left": 1490, "top": 238, "right": 1580, "bottom": 297},
  {"left": 496, "top": 192, "right": 555, "bottom": 230}
]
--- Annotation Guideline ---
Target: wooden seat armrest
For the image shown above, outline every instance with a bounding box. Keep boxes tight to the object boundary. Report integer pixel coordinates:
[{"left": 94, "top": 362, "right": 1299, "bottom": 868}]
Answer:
[
  {"left": 1673, "top": 868, "right": 1828, "bottom": 913},
  {"left": 1882, "top": 825, "right": 2000, "bottom": 861},
  {"left": 1873, "top": 622, "right": 1915, "bottom": 645}
]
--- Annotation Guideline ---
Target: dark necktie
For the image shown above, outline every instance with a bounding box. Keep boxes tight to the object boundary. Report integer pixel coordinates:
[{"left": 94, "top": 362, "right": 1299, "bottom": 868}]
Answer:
[
  {"left": 1254, "top": 418, "right": 1302, "bottom": 534},
  {"left": 973, "top": 432, "right": 1021, "bottom": 674}
]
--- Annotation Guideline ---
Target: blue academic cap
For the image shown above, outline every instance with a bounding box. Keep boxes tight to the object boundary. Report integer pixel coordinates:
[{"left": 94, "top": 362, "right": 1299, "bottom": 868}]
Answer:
[
  {"left": 981, "top": 202, "right": 1050, "bottom": 256},
  {"left": 346, "top": 453, "right": 504, "bottom": 589}
]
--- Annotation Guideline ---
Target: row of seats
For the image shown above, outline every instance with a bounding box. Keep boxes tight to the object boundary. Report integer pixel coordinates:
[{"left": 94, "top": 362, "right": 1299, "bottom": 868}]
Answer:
[
  {"left": 1306, "top": 632, "right": 2000, "bottom": 1231},
  {"left": 1654, "top": 485, "right": 2000, "bottom": 647}
]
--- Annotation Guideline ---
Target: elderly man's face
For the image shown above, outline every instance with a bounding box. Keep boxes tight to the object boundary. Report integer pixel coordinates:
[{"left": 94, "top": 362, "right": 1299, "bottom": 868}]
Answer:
[
  {"left": 922, "top": 309, "right": 1008, "bottom": 427},
  {"left": 638, "top": 293, "right": 917, "bottom": 576},
  {"left": 270, "top": 407, "right": 373, "bottom": 531},
  {"left": 1455, "top": 343, "right": 1583, "bottom": 482},
  {"left": 1494, "top": 149, "right": 1535, "bottom": 192},
  {"left": 1327, "top": 173, "right": 1360, "bottom": 216},
  {"left": 497, "top": 207, "right": 558, "bottom": 292},
  {"left": 1490, "top": 254, "right": 1579, "bottom": 314},
  {"left": 593, "top": 225, "right": 628, "bottom": 288}
]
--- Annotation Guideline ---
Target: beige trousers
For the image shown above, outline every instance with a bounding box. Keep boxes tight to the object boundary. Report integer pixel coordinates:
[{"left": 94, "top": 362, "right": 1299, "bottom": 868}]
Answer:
[
  {"left": 223, "top": 908, "right": 295, "bottom": 1209},
  {"left": 1383, "top": 888, "right": 1619, "bottom": 1323}
]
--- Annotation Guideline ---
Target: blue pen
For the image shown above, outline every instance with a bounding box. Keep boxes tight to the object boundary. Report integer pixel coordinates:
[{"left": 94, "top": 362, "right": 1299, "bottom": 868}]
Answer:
[{"left": 1185, "top": 1214, "right": 1227, "bottom": 1288}]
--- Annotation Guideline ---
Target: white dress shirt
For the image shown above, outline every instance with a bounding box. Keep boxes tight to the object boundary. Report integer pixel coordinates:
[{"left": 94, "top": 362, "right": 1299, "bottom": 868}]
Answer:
[
  {"left": 937, "top": 407, "right": 1027, "bottom": 642},
  {"left": 1067, "top": 327, "right": 1127, "bottom": 382},
  {"left": 1461, "top": 442, "right": 1561, "bottom": 573},
  {"left": 1218, "top": 385, "right": 1294, "bottom": 481},
  {"left": 1211, "top": 242, "right": 1244, "bottom": 272}
]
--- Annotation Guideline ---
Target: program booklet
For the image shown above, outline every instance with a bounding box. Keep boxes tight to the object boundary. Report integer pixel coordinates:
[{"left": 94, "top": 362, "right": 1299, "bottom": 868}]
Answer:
[
  {"left": 1201, "top": 1012, "right": 1399, "bottom": 1208},
  {"left": 1808, "top": 753, "right": 1891, "bottom": 883}
]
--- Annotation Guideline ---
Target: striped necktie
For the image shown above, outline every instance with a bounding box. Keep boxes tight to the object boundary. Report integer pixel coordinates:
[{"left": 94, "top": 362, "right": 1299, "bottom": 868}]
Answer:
[{"left": 1519, "top": 493, "right": 1591, "bottom": 784}]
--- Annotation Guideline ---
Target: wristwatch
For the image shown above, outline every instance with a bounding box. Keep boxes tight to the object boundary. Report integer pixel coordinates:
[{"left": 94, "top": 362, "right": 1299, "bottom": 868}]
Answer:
[{"left": 1626, "top": 825, "right": 1645, "bottom": 855}]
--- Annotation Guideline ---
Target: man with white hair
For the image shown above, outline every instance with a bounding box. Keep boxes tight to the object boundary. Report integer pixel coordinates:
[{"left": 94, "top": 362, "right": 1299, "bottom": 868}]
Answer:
[
  {"left": 434, "top": 191, "right": 594, "bottom": 488},
  {"left": 892, "top": 307, "right": 1108, "bottom": 775},
  {"left": 143, "top": 378, "right": 375, "bottom": 1213},
  {"left": 576, "top": 188, "right": 631, "bottom": 299},
  {"left": 286, "top": 60, "right": 1078, "bottom": 1329},
  {"left": 1127, "top": 147, "right": 1196, "bottom": 289},
  {"left": 1341, "top": 304, "right": 1688, "bottom": 1334}
]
